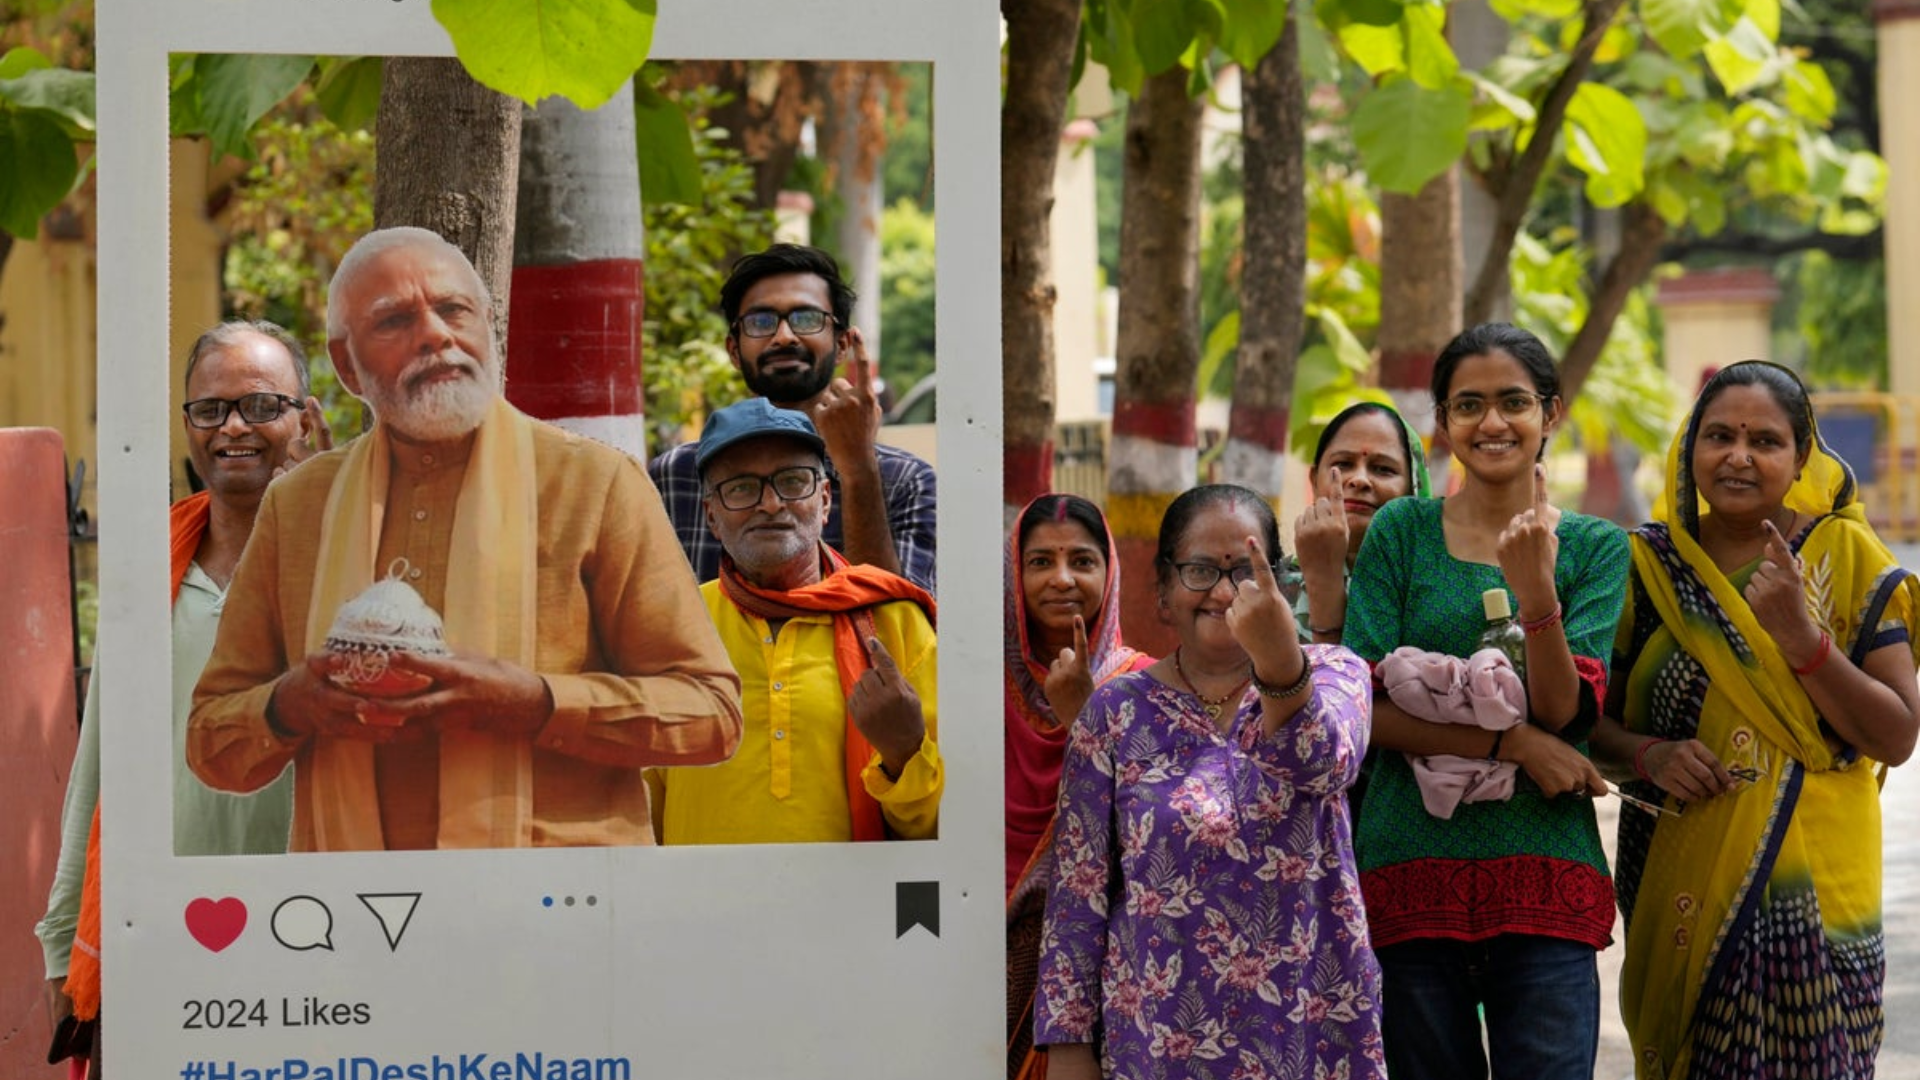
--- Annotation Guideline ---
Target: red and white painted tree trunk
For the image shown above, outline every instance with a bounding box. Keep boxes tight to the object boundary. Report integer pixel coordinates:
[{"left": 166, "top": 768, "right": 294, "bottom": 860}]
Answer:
[
  {"left": 1109, "top": 68, "right": 1205, "bottom": 655},
  {"left": 506, "top": 88, "right": 647, "bottom": 459}
]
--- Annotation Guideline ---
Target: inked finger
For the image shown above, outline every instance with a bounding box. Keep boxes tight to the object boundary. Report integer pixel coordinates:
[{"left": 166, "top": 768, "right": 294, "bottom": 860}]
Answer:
[
  {"left": 867, "top": 635, "right": 898, "bottom": 674},
  {"left": 1244, "top": 535, "right": 1280, "bottom": 588},
  {"left": 1073, "top": 614, "right": 1089, "bottom": 658}
]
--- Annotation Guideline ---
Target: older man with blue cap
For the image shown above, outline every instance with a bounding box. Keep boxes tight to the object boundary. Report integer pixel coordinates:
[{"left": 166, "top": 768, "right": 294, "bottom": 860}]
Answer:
[{"left": 650, "top": 398, "right": 941, "bottom": 844}]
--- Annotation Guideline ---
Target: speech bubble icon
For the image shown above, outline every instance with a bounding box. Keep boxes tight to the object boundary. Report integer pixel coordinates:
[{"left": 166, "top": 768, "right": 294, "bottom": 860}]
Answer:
[{"left": 271, "top": 895, "right": 334, "bottom": 951}]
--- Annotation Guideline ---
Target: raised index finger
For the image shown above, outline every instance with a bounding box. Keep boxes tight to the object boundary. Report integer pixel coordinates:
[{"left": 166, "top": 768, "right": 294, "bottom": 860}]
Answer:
[
  {"left": 866, "top": 634, "right": 898, "bottom": 674},
  {"left": 1073, "top": 613, "right": 1089, "bottom": 658},
  {"left": 847, "top": 329, "right": 874, "bottom": 402},
  {"left": 1533, "top": 463, "right": 1550, "bottom": 512},
  {"left": 1760, "top": 518, "right": 1794, "bottom": 565},
  {"left": 1319, "top": 464, "right": 1345, "bottom": 502},
  {"left": 1244, "top": 535, "right": 1281, "bottom": 589}
]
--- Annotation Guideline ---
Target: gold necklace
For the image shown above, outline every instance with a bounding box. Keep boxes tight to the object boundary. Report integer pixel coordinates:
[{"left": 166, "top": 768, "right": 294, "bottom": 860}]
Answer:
[{"left": 1171, "top": 647, "right": 1251, "bottom": 721}]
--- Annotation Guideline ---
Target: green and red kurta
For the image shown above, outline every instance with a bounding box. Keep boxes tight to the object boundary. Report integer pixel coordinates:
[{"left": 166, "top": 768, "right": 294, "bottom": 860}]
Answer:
[{"left": 1345, "top": 496, "right": 1629, "bottom": 949}]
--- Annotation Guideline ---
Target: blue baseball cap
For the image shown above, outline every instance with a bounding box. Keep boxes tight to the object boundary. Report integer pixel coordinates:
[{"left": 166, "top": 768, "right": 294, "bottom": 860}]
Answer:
[{"left": 695, "top": 398, "right": 827, "bottom": 477}]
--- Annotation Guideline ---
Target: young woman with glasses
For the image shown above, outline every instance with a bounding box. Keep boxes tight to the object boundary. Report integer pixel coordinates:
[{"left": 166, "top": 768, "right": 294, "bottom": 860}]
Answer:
[
  {"left": 1342, "top": 323, "right": 1629, "bottom": 1080},
  {"left": 1034, "top": 484, "right": 1385, "bottom": 1080}
]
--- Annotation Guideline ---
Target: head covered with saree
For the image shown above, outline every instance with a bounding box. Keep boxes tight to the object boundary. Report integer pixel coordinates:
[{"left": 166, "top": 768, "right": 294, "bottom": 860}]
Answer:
[
  {"left": 1004, "top": 495, "right": 1148, "bottom": 886},
  {"left": 1310, "top": 400, "right": 1433, "bottom": 500},
  {"left": 1619, "top": 359, "right": 1920, "bottom": 1078}
]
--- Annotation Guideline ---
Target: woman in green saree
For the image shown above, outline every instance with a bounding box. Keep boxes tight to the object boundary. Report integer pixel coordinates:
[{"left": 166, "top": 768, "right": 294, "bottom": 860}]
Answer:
[{"left": 1594, "top": 360, "right": 1920, "bottom": 1079}]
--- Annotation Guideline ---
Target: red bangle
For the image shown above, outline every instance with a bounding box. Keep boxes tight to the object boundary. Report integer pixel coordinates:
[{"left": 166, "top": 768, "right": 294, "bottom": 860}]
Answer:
[
  {"left": 1520, "top": 603, "right": 1563, "bottom": 637},
  {"left": 1633, "top": 738, "right": 1668, "bottom": 783},
  {"left": 1790, "top": 632, "right": 1832, "bottom": 677}
]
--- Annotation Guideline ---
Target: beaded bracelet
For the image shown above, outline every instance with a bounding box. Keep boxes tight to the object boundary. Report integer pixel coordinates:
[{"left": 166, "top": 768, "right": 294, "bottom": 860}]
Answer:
[
  {"left": 1253, "top": 658, "right": 1314, "bottom": 700},
  {"left": 1520, "top": 602, "right": 1563, "bottom": 638},
  {"left": 1632, "top": 737, "right": 1668, "bottom": 784},
  {"left": 1789, "top": 631, "right": 1832, "bottom": 677}
]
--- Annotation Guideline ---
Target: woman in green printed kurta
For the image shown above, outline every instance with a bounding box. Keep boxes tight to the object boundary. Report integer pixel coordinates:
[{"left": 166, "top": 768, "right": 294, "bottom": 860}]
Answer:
[
  {"left": 1593, "top": 361, "right": 1920, "bottom": 1079},
  {"left": 1345, "top": 323, "right": 1629, "bottom": 1080}
]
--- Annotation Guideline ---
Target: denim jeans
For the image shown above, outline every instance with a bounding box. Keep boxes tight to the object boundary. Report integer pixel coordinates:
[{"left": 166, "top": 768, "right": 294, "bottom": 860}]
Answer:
[{"left": 1376, "top": 934, "right": 1599, "bottom": 1080}]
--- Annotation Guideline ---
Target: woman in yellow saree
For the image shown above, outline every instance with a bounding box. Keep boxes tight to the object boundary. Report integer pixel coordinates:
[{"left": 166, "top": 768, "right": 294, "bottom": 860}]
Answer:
[{"left": 1594, "top": 361, "right": 1920, "bottom": 1079}]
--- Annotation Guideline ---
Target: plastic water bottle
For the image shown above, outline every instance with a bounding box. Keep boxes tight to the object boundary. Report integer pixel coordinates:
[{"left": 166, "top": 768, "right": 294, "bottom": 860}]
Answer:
[{"left": 1478, "top": 587, "right": 1526, "bottom": 682}]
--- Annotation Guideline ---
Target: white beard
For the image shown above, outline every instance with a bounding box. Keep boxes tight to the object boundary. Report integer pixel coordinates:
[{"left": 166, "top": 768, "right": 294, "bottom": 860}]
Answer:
[{"left": 362, "top": 351, "right": 500, "bottom": 442}]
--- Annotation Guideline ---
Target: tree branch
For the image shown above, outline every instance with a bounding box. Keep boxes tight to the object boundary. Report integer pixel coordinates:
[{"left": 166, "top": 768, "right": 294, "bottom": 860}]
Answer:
[
  {"left": 1661, "top": 227, "right": 1883, "bottom": 263},
  {"left": 1561, "top": 201, "right": 1668, "bottom": 405},
  {"left": 1462, "top": 0, "right": 1630, "bottom": 326}
]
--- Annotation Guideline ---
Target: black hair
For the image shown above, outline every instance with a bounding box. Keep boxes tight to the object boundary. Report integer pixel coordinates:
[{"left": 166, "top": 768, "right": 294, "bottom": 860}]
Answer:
[
  {"left": 1693, "top": 360, "right": 1814, "bottom": 458},
  {"left": 1017, "top": 494, "right": 1110, "bottom": 559},
  {"left": 1312, "top": 402, "right": 1414, "bottom": 474},
  {"left": 1431, "top": 323, "right": 1561, "bottom": 406},
  {"left": 719, "top": 244, "right": 858, "bottom": 331},
  {"left": 183, "top": 320, "right": 310, "bottom": 399},
  {"left": 1154, "top": 484, "right": 1283, "bottom": 586}
]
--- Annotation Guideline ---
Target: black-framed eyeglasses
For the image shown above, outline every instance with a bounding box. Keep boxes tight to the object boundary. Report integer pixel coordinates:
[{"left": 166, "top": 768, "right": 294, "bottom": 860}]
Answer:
[
  {"left": 733, "top": 307, "right": 835, "bottom": 339},
  {"left": 182, "top": 393, "right": 302, "bottom": 429},
  {"left": 1168, "top": 560, "right": 1267, "bottom": 592},
  {"left": 707, "top": 466, "right": 823, "bottom": 511},
  {"left": 1439, "top": 392, "right": 1544, "bottom": 425}
]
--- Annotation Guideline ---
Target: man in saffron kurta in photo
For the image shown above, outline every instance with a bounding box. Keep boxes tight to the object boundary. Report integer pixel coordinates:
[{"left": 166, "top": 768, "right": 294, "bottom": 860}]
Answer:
[
  {"left": 650, "top": 399, "right": 940, "bottom": 843},
  {"left": 188, "top": 227, "right": 744, "bottom": 851}
]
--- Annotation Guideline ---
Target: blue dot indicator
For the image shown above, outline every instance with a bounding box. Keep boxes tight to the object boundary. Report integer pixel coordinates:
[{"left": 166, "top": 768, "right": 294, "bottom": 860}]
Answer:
[{"left": 542, "top": 896, "right": 554, "bottom": 908}]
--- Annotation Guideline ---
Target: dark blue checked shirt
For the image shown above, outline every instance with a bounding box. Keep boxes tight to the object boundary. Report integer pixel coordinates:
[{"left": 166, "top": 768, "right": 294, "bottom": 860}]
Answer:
[{"left": 648, "top": 440, "right": 938, "bottom": 594}]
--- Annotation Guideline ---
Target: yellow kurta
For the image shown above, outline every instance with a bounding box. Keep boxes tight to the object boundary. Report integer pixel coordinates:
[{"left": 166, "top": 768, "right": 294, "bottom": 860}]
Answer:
[{"left": 651, "top": 582, "right": 941, "bottom": 844}]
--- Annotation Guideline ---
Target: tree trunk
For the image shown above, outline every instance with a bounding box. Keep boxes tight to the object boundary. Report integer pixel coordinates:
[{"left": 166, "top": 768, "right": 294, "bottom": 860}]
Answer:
[
  {"left": 1110, "top": 67, "right": 1205, "bottom": 655},
  {"left": 1560, "top": 200, "right": 1668, "bottom": 403},
  {"left": 1000, "top": 0, "right": 1082, "bottom": 515},
  {"left": 692, "top": 61, "right": 822, "bottom": 211},
  {"left": 1226, "top": 17, "right": 1307, "bottom": 498},
  {"left": 506, "top": 87, "right": 647, "bottom": 459},
  {"left": 1376, "top": 172, "right": 1462, "bottom": 491},
  {"left": 824, "top": 64, "right": 886, "bottom": 352},
  {"left": 375, "top": 58, "right": 523, "bottom": 342}
]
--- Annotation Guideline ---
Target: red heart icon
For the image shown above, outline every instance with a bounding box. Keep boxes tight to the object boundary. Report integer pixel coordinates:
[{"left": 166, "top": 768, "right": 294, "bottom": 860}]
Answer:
[{"left": 184, "top": 897, "right": 248, "bottom": 953}]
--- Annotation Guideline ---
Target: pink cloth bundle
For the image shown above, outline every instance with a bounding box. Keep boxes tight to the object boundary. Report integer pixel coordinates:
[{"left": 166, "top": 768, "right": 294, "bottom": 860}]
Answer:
[{"left": 1376, "top": 646, "right": 1526, "bottom": 819}]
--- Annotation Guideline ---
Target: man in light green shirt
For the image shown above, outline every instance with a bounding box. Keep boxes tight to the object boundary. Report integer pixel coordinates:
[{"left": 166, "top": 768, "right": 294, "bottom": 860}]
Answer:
[{"left": 35, "top": 320, "right": 325, "bottom": 1020}]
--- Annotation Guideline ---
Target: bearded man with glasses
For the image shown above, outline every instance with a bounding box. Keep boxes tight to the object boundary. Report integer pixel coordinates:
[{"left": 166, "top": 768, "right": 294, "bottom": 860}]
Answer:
[
  {"left": 649, "top": 398, "right": 941, "bottom": 844},
  {"left": 648, "top": 244, "right": 937, "bottom": 594}
]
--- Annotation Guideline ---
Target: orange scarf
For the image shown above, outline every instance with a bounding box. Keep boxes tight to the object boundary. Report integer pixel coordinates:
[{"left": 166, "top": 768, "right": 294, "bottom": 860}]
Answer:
[
  {"left": 716, "top": 545, "right": 935, "bottom": 842},
  {"left": 64, "top": 492, "right": 211, "bottom": 1021}
]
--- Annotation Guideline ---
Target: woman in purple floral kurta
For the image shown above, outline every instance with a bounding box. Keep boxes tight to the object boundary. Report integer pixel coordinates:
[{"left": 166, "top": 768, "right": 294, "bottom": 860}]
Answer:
[{"left": 1035, "top": 485, "right": 1385, "bottom": 1080}]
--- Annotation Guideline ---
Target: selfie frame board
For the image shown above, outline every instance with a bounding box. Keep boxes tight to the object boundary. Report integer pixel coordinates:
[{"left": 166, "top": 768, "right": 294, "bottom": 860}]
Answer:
[{"left": 95, "top": 0, "right": 1001, "bottom": 1073}]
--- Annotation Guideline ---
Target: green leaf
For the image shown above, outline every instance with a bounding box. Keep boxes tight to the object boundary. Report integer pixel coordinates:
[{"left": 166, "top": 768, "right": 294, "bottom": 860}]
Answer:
[
  {"left": 430, "top": 0, "right": 656, "bottom": 110},
  {"left": 0, "top": 46, "right": 53, "bottom": 80},
  {"left": 633, "top": 78, "right": 699, "bottom": 208},
  {"left": 1466, "top": 70, "right": 1537, "bottom": 126},
  {"left": 1491, "top": 0, "right": 1580, "bottom": 18},
  {"left": 1089, "top": 0, "right": 1146, "bottom": 94},
  {"left": 1337, "top": 22, "right": 1404, "bottom": 76},
  {"left": 1133, "top": 0, "right": 1203, "bottom": 74},
  {"left": 1403, "top": 4, "right": 1458, "bottom": 89},
  {"left": 0, "top": 67, "right": 96, "bottom": 139},
  {"left": 1219, "top": 0, "right": 1290, "bottom": 69},
  {"left": 1328, "top": 0, "right": 1406, "bottom": 29},
  {"left": 1564, "top": 81, "right": 1645, "bottom": 207},
  {"left": 1703, "top": 16, "right": 1775, "bottom": 94},
  {"left": 314, "top": 56, "right": 383, "bottom": 132},
  {"left": 1197, "top": 309, "right": 1240, "bottom": 394},
  {"left": 1642, "top": 0, "right": 1744, "bottom": 60},
  {"left": 1783, "top": 58, "right": 1836, "bottom": 125},
  {"left": 194, "top": 53, "right": 315, "bottom": 160},
  {"left": 0, "top": 108, "right": 78, "bottom": 238},
  {"left": 1351, "top": 76, "right": 1470, "bottom": 194}
]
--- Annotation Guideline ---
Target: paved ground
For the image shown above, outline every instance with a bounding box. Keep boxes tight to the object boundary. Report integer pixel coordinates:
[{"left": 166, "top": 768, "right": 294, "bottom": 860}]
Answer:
[{"left": 1589, "top": 541, "right": 1920, "bottom": 1079}]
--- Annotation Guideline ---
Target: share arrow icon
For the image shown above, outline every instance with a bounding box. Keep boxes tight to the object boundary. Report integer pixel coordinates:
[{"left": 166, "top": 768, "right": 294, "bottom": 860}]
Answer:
[{"left": 358, "top": 893, "right": 421, "bottom": 952}]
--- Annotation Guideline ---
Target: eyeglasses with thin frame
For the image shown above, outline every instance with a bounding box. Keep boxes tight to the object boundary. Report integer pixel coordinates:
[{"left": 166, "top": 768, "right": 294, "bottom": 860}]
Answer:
[
  {"left": 733, "top": 307, "right": 836, "bottom": 339},
  {"left": 707, "top": 465, "right": 824, "bottom": 511},
  {"left": 1438, "top": 391, "right": 1545, "bottom": 425},
  {"left": 1168, "top": 560, "right": 1270, "bottom": 592},
  {"left": 182, "top": 393, "right": 302, "bottom": 429}
]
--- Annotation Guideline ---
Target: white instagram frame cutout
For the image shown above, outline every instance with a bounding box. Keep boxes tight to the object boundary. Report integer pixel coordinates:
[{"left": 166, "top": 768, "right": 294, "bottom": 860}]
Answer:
[{"left": 94, "top": 1, "right": 1002, "bottom": 1073}]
